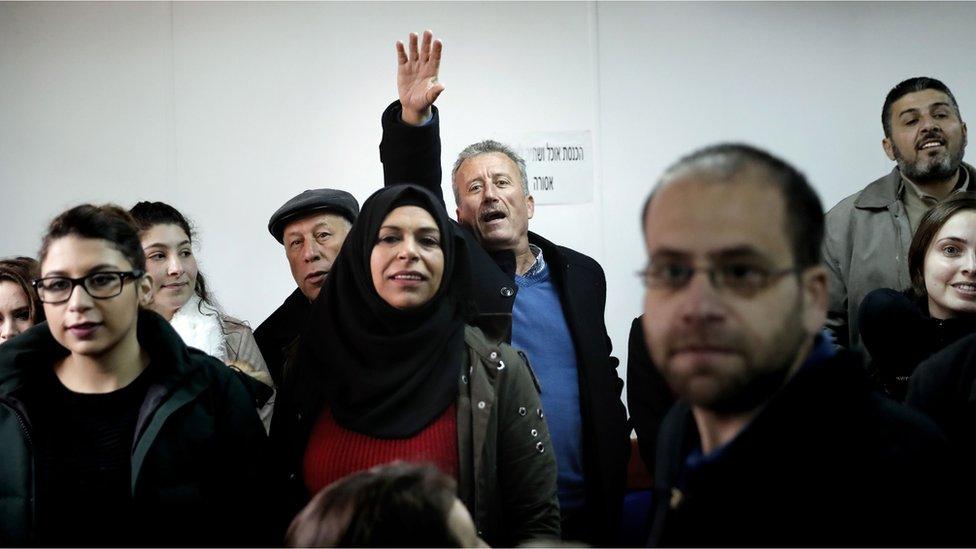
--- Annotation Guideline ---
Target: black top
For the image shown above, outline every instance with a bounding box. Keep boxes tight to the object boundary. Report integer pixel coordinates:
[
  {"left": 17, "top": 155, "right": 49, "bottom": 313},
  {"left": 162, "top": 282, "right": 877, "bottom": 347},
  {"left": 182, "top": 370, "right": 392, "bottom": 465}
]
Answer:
[
  {"left": 650, "top": 347, "right": 962, "bottom": 547},
  {"left": 25, "top": 365, "right": 152, "bottom": 546},
  {"left": 859, "top": 287, "right": 976, "bottom": 400}
]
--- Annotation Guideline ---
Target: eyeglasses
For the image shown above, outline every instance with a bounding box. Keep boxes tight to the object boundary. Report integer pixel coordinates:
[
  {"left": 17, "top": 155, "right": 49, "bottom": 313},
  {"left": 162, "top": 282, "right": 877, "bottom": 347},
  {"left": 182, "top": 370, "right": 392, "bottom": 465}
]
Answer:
[
  {"left": 33, "top": 270, "right": 145, "bottom": 304},
  {"left": 637, "top": 262, "right": 799, "bottom": 297}
]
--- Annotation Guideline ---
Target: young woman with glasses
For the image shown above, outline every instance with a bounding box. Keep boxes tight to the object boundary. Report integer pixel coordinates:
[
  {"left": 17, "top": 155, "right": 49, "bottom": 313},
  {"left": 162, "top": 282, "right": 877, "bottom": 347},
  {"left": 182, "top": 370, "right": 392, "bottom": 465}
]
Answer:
[
  {"left": 0, "top": 257, "right": 44, "bottom": 344},
  {"left": 129, "top": 201, "right": 274, "bottom": 430},
  {"left": 0, "top": 204, "right": 274, "bottom": 546}
]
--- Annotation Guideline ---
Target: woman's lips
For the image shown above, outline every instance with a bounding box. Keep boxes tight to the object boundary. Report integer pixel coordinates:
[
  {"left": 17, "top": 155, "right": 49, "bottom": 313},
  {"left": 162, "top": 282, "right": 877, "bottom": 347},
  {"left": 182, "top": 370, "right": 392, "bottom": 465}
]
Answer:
[{"left": 67, "top": 322, "right": 101, "bottom": 339}]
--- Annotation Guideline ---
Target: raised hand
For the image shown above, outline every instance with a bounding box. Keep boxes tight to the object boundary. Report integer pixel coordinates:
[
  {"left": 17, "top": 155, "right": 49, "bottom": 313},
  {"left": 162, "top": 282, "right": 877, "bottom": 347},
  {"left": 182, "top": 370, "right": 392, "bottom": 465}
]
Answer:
[{"left": 396, "top": 30, "right": 445, "bottom": 126}]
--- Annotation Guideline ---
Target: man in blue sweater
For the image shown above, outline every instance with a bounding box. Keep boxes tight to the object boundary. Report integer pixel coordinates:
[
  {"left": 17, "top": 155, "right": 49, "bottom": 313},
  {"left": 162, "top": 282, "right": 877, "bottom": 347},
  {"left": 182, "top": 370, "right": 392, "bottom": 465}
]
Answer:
[{"left": 381, "top": 31, "right": 629, "bottom": 545}]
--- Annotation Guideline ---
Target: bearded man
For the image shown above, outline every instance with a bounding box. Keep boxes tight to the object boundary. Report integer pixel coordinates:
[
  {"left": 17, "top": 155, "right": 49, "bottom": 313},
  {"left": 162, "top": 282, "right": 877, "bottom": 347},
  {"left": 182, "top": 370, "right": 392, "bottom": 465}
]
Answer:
[
  {"left": 642, "top": 143, "right": 960, "bottom": 546},
  {"left": 823, "top": 77, "right": 971, "bottom": 349}
]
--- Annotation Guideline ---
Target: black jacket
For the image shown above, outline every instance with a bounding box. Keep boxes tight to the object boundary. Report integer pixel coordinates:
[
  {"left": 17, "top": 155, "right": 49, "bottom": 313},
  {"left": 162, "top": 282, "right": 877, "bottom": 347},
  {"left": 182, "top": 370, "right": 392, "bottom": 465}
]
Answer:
[
  {"left": 649, "top": 348, "right": 961, "bottom": 547},
  {"left": 379, "top": 101, "right": 630, "bottom": 545},
  {"left": 625, "top": 315, "right": 675, "bottom": 477},
  {"left": 255, "top": 287, "right": 310, "bottom": 387},
  {"left": 0, "top": 310, "right": 275, "bottom": 546},
  {"left": 907, "top": 333, "right": 976, "bottom": 492},
  {"left": 859, "top": 287, "right": 976, "bottom": 400}
]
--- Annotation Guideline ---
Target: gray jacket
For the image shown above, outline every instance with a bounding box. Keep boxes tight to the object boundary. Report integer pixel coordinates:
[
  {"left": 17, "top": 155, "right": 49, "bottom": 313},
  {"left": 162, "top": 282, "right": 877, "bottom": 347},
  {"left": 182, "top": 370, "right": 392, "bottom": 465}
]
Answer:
[{"left": 823, "top": 163, "right": 976, "bottom": 349}]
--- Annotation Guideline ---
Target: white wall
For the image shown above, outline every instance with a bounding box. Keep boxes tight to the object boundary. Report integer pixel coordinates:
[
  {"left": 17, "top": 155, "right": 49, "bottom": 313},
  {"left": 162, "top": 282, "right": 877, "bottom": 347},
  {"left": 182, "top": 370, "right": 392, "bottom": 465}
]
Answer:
[{"left": 3, "top": 1, "right": 976, "bottom": 406}]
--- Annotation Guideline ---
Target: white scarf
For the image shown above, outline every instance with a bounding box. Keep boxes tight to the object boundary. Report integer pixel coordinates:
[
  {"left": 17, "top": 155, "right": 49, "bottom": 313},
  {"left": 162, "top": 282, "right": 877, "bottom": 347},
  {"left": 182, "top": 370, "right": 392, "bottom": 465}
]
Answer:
[{"left": 169, "top": 294, "right": 227, "bottom": 361}]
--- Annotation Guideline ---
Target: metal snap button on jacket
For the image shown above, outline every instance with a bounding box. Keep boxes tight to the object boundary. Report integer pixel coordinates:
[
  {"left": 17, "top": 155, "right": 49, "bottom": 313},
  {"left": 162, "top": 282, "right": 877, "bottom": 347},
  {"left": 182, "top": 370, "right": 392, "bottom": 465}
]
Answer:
[{"left": 500, "top": 286, "right": 515, "bottom": 297}]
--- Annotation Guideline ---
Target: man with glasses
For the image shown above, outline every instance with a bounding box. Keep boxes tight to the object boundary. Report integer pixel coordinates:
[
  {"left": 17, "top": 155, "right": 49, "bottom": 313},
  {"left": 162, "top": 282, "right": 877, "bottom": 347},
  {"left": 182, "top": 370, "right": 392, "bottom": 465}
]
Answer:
[{"left": 641, "top": 144, "right": 960, "bottom": 546}]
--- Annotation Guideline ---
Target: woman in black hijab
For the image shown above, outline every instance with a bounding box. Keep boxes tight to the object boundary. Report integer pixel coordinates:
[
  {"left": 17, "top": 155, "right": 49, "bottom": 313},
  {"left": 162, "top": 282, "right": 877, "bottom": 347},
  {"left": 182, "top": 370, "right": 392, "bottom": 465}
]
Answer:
[{"left": 272, "top": 184, "right": 560, "bottom": 547}]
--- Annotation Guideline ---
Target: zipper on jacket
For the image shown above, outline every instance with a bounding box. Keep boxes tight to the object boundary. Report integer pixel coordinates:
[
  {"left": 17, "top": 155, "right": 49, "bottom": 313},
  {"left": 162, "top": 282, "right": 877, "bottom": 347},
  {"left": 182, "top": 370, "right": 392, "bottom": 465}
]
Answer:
[{"left": 1, "top": 398, "right": 33, "bottom": 448}]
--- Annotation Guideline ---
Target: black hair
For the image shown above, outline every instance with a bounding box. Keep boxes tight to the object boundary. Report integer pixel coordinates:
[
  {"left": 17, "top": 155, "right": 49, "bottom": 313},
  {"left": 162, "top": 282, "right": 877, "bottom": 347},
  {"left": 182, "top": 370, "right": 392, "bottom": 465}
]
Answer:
[
  {"left": 39, "top": 204, "right": 146, "bottom": 272},
  {"left": 129, "top": 201, "right": 215, "bottom": 310},
  {"left": 642, "top": 143, "right": 825, "bottom": 269},
  {"left": 882, "top": 77, "right": 961, "bottom": 138}
]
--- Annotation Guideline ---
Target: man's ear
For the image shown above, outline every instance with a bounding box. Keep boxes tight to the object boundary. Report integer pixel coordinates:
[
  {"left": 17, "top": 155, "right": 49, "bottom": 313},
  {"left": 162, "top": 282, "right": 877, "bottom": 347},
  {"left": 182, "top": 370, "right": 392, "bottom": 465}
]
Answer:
[
  {"left": 139, "top": 273, "right": 154, "bottom": 307},
  {"left": 526, "top": 194, "right": 535, "bottom": 221},
  {"left": 802, "top": 265, "right": 829, "bottom": 335},
  {"left": 882, "top": 137, "right": 896, "bottom": 161}
]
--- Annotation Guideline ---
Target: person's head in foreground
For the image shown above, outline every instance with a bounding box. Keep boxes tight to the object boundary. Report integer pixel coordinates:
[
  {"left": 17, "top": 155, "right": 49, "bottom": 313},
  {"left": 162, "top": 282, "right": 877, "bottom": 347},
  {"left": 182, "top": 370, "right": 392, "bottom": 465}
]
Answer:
[
  {"left": 286, "top": 462, "right": 479, "bottom": 547},
  {"left": 641, "top": 143, "right": 827, "bottom": 414}
]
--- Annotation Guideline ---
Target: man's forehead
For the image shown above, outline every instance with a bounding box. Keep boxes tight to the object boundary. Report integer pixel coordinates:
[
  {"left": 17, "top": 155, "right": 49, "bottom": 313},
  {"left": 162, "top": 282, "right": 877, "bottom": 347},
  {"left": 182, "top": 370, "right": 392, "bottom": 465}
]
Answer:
[
  {"left": 644, "top": 175, "right": 790, "bottom": 258},
  {"left": 895, "top": 89, "right": 954, "bottom": 113},
  {"left": 457, "top": 152, "right": 519, "bottom": 179},
  {"left": 284, "top": 211, "right": 347, "bottom": 234}
]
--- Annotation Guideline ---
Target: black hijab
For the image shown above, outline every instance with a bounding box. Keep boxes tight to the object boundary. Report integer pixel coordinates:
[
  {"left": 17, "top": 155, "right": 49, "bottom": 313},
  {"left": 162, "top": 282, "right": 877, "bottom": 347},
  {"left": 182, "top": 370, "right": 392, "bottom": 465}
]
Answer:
[{"left": 298, "top": 185, "right": 470, "bottom": 439}]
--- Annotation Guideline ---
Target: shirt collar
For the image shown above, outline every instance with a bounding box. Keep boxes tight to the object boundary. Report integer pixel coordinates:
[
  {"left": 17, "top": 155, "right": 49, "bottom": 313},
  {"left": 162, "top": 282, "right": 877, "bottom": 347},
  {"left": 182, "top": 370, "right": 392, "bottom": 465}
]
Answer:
[
  {"left": 520, "top": 244, "right": 546, "bottom": 279},
  {"left": 900, "top": 166, "right": 971, "bottom": 201}
]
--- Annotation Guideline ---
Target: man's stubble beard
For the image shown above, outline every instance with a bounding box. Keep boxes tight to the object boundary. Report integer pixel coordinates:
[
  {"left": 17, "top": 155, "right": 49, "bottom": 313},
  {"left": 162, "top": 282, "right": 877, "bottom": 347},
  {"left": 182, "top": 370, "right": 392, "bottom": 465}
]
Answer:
[{"left": 894, "top": 135, "right": 967, "bottom": 185}]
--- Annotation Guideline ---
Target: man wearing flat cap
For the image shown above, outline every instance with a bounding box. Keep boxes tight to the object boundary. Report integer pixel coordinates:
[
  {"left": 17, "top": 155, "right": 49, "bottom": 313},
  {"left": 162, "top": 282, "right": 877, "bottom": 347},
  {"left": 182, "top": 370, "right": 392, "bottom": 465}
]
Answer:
[{"left": 255, "top": 188, "right": 359, "bottom": 385}]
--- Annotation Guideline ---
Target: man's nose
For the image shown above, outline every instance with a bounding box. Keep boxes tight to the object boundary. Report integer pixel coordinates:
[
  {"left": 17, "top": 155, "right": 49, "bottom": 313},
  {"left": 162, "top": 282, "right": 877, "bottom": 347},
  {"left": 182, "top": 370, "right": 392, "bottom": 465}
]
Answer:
[
  {"left": 678, "top": 270, "right": 726, "bottom": 325},
  {"left": 482, "top": 181, "right": 499, "bottom": 201},
  {"left": 302, "top": 240, "right": 322, "bottom": 262}
]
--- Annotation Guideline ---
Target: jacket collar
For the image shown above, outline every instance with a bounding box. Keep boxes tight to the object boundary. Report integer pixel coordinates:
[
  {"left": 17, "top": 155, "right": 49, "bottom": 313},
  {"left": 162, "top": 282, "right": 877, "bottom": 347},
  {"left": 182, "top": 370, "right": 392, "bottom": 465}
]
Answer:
[
  {"left": 855, "top": 163, "right": 976, "bottom": 209},
  {"left": 0, "top": 308, "right": 200, "bottom": 397}
]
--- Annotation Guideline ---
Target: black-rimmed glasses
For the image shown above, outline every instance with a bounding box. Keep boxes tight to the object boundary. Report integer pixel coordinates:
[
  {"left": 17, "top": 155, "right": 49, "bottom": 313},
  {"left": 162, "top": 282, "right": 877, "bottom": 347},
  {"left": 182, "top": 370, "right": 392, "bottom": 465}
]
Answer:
[
  {"left": 637, "top": 262, "right": 799, "bottom": 297},
  {"left": 33, "top": 270, "right": 145, "bottom": 304}
]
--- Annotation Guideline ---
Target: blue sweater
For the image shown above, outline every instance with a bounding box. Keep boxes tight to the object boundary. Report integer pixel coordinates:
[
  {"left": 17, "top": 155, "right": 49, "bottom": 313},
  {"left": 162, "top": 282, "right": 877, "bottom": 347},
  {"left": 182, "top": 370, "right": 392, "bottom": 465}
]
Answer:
[{"left": 511, "top": 250, "right": 585, "bottom": 511}]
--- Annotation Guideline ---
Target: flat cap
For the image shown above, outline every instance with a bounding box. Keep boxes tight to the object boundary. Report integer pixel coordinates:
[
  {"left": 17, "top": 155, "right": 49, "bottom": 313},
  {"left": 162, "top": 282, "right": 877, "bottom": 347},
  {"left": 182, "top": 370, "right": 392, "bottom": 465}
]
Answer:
[{"left": 268, "top": 188, "right": 360, "bottom": 244}]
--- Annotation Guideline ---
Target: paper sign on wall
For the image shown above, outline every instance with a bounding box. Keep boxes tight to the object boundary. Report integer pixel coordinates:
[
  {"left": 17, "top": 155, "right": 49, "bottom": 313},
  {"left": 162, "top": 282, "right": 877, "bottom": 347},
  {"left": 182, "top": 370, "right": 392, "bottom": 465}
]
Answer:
[{"left": 493, "top": 130, "right": 594, "bottom": 205}]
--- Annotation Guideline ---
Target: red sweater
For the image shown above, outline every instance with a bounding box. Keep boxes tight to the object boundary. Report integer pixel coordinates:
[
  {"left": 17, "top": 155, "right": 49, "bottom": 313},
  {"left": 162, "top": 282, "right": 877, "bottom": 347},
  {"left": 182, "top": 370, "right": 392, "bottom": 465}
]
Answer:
[{"left": 303, "top": 402, "right": 459, "bottom": 495}]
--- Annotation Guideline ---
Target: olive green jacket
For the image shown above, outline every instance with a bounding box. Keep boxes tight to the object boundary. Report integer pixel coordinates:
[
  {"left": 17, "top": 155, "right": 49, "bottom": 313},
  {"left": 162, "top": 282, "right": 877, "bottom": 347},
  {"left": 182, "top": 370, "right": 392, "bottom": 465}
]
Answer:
[
  {"left": 271, "top": 324, "right": 560, "bottom": 547},
  {"left": 457, "top": 325, "right": 561, "bottom": 546}
]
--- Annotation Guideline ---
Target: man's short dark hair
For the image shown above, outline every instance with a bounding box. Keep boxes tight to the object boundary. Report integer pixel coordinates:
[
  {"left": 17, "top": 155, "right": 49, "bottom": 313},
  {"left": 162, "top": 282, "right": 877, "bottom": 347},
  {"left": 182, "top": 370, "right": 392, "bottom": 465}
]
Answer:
[
  {"left": 882, "top": 77, "right": 961, "bottom": 138},
  {"left": 642, "top": 143, "right": 825, "bottom": 269},
  {"left": 39, "top": 204, "right": 146, "bottom": 272}
]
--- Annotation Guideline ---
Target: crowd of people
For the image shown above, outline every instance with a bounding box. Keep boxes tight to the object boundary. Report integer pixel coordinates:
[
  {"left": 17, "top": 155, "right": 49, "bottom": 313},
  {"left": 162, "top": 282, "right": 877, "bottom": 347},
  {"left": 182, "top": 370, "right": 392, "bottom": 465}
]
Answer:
[{"left": 1, "top": 29, "right": 974, "bottom": 547}]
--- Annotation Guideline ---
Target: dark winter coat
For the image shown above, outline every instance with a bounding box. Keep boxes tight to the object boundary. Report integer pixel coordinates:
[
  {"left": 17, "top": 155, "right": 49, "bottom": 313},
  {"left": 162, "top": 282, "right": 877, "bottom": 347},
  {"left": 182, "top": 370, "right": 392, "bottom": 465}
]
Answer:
[
  {"left": 859, "top": 287, "right": 976, "bottom": 400},
  {"left": 649, "top": 349, "right": 961, "bottom": 547},
  {"left": 0, "top": 310, "right": 275, "bottom": 546},
  {"left": 379, "top": 100, "right": 630, "bottom": 545},
  {"left": 907, "top": 333, "right": 976, "bottom": 498}
]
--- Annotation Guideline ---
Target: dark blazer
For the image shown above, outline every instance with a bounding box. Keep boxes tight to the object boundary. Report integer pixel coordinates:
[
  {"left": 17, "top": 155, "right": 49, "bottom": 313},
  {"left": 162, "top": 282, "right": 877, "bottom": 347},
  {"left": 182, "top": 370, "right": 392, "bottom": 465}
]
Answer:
[
  {"left": 650, "top": 348, "right": 962, "bottom": 547},
  {"left": 379, "top": 101, "right": 629, "bottom": 545},
  {"left": 254, "top": 287, "right": 310, "bottom": 387}
]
